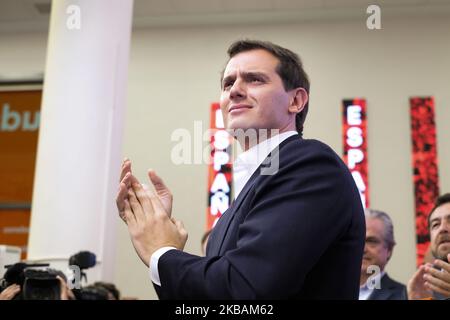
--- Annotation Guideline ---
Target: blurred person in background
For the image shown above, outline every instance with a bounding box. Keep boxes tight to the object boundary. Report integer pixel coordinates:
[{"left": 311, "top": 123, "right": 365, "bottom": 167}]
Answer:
[
  {"left": 408, "top": 193, "right": 450, "bottom": 300},
  {"left": 359, "top": 209, "right": 407, "bottom": 300}
]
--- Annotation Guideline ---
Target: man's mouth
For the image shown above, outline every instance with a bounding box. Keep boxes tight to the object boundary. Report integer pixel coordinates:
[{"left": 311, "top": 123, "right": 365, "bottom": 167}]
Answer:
[{"left": 229, "top": 104, "right": 252, "bottom": 114}]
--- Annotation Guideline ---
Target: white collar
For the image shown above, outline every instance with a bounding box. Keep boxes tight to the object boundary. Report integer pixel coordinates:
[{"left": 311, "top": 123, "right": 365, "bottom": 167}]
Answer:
[{"left": 233, "top": 131, "right": 298, "bottom": 199}]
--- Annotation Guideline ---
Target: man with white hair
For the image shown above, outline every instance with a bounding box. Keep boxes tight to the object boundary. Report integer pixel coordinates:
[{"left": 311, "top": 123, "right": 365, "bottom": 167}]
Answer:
[{"left": 359, "top": 209, "right": 407, "bottom": 300}]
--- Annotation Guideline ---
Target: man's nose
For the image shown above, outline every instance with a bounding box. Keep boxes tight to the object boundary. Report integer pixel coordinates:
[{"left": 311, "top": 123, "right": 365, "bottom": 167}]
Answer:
[
  {"left": 229, "top": 79, "right": 246, "bottom": 100},
  {"left": 439, "top": 220, "right": 450, "bottom": 233}
]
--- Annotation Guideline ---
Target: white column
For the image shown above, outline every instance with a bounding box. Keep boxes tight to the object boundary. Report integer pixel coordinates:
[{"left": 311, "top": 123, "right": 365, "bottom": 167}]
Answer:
[{"left": 27, "top": 0, "right": 133, "bottom": 283}]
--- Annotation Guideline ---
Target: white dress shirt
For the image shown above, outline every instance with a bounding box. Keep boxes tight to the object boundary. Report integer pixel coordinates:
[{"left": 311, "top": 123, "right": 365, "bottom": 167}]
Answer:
[
  {"left": 150, "top": 131, "right": 299, "bottom": 286},
  {"left": 232, "top": 131, "right": 298, "bottom": 199}
]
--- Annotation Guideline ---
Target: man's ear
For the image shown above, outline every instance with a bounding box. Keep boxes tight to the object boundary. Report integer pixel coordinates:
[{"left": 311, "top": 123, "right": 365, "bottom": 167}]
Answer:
[
  {"left": 387, "top": 249, "right": 393, "bottom": 262},
  {"left": 288, "top": 87, "right": 308, "bottom": 114}
]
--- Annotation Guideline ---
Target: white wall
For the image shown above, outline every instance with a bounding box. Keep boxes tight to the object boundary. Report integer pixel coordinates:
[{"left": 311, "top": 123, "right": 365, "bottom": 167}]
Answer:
[{"left": 1, "top": 14, "right": 449, "bottom": 299}]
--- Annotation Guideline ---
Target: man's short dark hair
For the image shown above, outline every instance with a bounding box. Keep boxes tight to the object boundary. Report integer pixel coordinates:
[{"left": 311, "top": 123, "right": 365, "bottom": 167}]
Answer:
[
  {"left": 223, "top": 39, "right": 310, "bottom": 137},
  {"left": 428, "top": 193, "right": 450, "bottom": 229},
  {"left": 92, "top": 281, "right": 120, "bottom": 300}
]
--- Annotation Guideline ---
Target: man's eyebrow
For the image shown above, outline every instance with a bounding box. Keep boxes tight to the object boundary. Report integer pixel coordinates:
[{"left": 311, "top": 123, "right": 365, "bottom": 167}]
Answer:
[
  {"left": 222, "top": 71, "right": 269, "bottom": 83},
  {"left": 222, "top": 74, "right": 235, "bottom": 84},
  {"left": 430, "top": 217, "right": 441, "bottom": 224},
  {"left": 241, "top": 71, "right": 270, "bottom": 79}
]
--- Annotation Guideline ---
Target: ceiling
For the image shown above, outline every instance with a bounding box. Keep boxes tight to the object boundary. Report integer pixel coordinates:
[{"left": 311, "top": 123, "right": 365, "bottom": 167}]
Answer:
[{"left": 1, "top": 0, "right": 450, "bottom": 33}]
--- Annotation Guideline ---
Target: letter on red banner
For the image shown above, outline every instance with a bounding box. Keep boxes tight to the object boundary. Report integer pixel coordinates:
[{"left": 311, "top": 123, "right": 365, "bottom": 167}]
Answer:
[
  {"left": 206, "top": 103, "right": 233, "bottom": 230},
  {"left": 342, "top": 99, "right": 369, "bottom": 209}
]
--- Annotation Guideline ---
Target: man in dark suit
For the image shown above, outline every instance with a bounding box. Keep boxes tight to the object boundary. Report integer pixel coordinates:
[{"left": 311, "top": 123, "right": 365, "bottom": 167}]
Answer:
[
  {"left": 116, "top": 40, "right": 365, "bottom": 299},
  {"left": 367, "top": 274, "right": 407, "bottom": 300},
  {"left": 359, "top": 209, "right": 407, "bottom": 300}
]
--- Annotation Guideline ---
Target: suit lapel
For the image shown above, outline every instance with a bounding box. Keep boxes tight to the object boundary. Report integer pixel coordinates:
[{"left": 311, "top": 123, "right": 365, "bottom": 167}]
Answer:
[
  {"left": 368, "top": 274, "right": 392, "bottom": 300},
  {"left": 214, "top": 171, "right": 261, "bottom": 255},
  {"left": 206, "top": 206, "right": 232, "bottom": 256}
]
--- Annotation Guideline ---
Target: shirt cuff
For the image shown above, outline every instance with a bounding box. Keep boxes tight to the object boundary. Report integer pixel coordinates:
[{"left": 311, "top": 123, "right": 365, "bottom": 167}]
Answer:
[{"left": 149, "top": 246, "right": 177, "bottom": 286}]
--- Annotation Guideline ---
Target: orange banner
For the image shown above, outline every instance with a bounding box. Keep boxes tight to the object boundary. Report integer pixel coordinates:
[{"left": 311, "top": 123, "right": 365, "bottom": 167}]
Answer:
[{"left": 0, "top": 86, "right": 41, "bottom": 259}]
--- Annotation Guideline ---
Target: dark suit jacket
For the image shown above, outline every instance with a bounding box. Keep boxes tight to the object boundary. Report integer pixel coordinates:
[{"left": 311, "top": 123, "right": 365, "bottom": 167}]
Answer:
[
  {"left": 155, "top": 136, "right": 365, "bottom": 299},
  {"left": 368, "top": 273, "right": 407, "bottom": 300}
]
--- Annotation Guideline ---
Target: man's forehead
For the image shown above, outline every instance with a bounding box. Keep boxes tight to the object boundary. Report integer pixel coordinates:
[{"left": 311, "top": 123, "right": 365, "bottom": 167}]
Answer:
[
  {"left": 430, "top": 202, "right": 450, "bottom": 221},
  {"left": 223, "top": 49, "right": 279, "bottom": 76},
  {"left": 366, "top": 218, "right": 384, "bottom": 233}
]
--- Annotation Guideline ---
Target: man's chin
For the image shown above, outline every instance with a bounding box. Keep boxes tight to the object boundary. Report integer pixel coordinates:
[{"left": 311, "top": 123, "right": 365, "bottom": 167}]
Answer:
[
  {"left": 432, "top": 248, "right": 450, "bottom": 263},
  {"left": 226, "top": 120, "right": 251, "bottom": 132},
  {"left": 439, "top": 252, "right": 450, "bottom": 263}
]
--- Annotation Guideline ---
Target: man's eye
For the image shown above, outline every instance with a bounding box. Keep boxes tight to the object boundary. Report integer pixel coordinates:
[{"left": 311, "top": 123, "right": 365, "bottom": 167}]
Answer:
[
  {"left": 222, "top": 82, "right": 233, "bottom": 90},
  {"left": 365, "top": 238, "right": 380, "bottom": 245},
  {"left": 250, "top": 77, "right": 263, "bottom": 83}
]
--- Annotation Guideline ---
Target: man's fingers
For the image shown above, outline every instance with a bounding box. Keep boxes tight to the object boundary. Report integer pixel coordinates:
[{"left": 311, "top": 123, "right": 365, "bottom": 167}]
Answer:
[
  {"left": 148, "top": 190, "right": 167, "bottom": 218},
  {"left": 409, "top": 266, "right": 426, "bottom": 287},
  {"left": 411, "top": 265, "right": 425, "bottom": 283},
  {"left": 434, "top": 259, "right": 450, "bottom": 273},
  {"left": 116, "top": 181, "right": 128, "bottom": 213},
  {"left": 142, "top": 174, "right": 168, "bottom": 218},
  {"left": 147, "top": 169, "right": 173, "bottom": 217},
  {"left": 120, "top": 159, "right": 132, "bottom": 183},
  {"left": 424, "top": 272, "right": 450, "bottom": 291},
  {"left": 425, "top": 281, "right": 450, "bottom": 297},
  {"left": 116, "top": 172, "right": 131, "bottom": 219},
  {"left": 8, "top": 284, "right": 20, "bottom": 294},
  {"left": 131, "top": 180, "right": 155, "bottom": 216},
  {"left": 148, "top": 169, "right": 170, "bottom": 194},
  {"left": 0, "top": 284, "right": 20, "bottom": 300},
  {"left": 123, "top": 199, "right": 136, "bottom": 227},
  {"left": 128, "top": 187, "right": 146, "bottom": 224},
  {"left": 426, "top": 264, "right": 450, "bottom": 281},
  {"left": 129, "top": 173, "right": 141, "bottom": 187},
  {"left": 173, "top": 218, "right": 188, "bottom": 237},
  {"left": 57, "top": 276, "right": 68, "bottom": 300},
  {"left": 176, "top": 219, "right": 186, "bottom": 232}
]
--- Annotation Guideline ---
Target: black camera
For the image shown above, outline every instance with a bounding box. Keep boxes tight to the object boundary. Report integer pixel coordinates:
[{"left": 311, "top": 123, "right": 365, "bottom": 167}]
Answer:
[
  {"left": 68, "top": 251, "right": 96, "bottom": 270},
  {"left": 67, "top": 251, "right": 96, "bottom": 287},
  {"left": 22, "top": 268, "right": 62, "bottom": 300},
  {"left": 1, "top": 263, "right": 65, "bottom": 300},
  {"left": 67, "top": 251, "right": 110, "bottom": 300},
  {"left": 1, "top": 250, "right": 102, "bottom": 300}
]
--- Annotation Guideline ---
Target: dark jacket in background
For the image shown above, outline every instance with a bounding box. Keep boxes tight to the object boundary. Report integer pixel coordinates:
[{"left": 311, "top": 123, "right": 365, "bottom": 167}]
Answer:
[{"left": 368, "top": 273, "right": 407, "bottom": 300}]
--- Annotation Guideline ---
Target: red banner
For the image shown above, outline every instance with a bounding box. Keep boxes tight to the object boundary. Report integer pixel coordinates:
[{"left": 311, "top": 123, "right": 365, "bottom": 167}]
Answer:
[
  {"left": 410, "top": 97, "right": 439, "bottom": 267},
  {"left": 342, "top": 99, "right": 369, "bottom": 209},
  {"left": 206, "top": 103, "right": 233, "bottom": 230}
]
